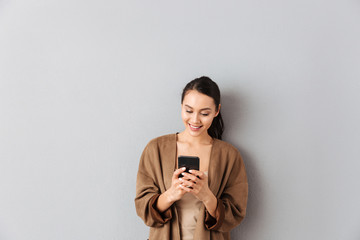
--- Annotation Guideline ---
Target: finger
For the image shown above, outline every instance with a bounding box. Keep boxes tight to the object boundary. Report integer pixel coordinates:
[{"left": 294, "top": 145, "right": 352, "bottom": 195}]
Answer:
[
  {"left": 176, "top": 182, "right": 187, "bottom": 191},
  {"left": 189, "top": 170, "right": 205, "bottom": 179},
  {"left": 179, "top": 184, "right": 191, "bottom": 192},
  {"left": 181, "top": 172, "right": 198, "bottom": 182},
  {"left": 173, "top": 167, "right": 186, "bottom": 179},
  {"left": 179, "top": 178, "right": 195, "bottom": 188}
]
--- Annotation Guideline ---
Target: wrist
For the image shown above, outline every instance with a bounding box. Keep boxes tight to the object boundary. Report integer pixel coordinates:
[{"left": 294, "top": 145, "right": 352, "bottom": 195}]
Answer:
[
  {"left": 157, "top": 190, "right": 175, "bottom": 213},
  {"left": 164, "top": 190, "right": 175, "bottom": 204},
  {"left": 202, "top": 190, "right": 216, "bottom": 205}
]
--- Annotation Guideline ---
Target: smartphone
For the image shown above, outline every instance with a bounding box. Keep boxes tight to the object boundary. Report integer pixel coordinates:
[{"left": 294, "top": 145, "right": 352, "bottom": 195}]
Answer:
[{"left": 178, "top": 156, "right": 199, "bottom": 177}]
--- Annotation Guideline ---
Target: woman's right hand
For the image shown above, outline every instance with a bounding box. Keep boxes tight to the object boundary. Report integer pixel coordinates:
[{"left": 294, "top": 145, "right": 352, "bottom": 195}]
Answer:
[
  {"left": 166, "top": 167, "right": 188, "bottom": 202},
  {"left": 156, "top": 167, "right": 187, "bottom": 212}
]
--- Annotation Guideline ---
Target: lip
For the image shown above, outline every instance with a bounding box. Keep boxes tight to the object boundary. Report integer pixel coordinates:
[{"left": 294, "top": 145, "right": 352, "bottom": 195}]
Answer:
[{"left": 189, "top": 123, "right": 202, "bottom": 131}]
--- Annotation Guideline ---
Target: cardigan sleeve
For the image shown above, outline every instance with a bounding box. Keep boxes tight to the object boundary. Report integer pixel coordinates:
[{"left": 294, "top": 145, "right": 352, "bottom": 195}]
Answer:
[
  {"left": 204, "top": 150, "right": 248, "bottom": 232},
  {"left": 134, "top": 142, "right": 173, "bottom": 227}
]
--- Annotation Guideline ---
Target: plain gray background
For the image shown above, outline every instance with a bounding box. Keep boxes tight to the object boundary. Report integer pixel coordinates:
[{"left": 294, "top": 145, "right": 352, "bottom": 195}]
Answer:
[{"left": 1, "top": 0, "right": 359, "bottom": 239}]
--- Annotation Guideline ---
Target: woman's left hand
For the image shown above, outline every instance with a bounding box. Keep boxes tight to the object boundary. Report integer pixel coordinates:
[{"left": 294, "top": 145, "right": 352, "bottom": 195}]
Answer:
[
  {"left": 180, "top": 170, "right": 218, "bottom": 218},
  {"left": 179, "top": 170, "right": 212, "bottom": 202}
]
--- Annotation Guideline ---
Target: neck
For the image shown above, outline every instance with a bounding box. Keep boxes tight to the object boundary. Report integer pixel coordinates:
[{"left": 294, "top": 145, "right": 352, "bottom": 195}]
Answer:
[{"left": 177, "top": 131, "right": 213, "bottom": 145}]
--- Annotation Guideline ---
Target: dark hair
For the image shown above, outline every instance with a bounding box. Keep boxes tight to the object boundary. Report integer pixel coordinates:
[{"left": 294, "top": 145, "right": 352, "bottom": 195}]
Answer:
[{"left": 181, "top": 76, "right": 224, "bottom": 140}]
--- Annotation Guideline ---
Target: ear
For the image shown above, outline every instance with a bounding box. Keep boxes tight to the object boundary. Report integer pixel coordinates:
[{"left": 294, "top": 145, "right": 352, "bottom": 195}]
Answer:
[{"left": 215, "top": 104, "right": 221, "bottom": 117}]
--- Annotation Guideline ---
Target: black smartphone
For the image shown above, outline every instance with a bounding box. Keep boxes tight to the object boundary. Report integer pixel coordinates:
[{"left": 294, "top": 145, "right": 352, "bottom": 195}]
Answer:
[{"left": 178, "top": 156, "right": 199, "bottom": 177}]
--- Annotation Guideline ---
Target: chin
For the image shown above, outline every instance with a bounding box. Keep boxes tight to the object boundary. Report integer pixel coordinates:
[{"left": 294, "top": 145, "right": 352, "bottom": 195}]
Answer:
[{"left": 188, "top": 131, "right": 201, "bottom": 137}]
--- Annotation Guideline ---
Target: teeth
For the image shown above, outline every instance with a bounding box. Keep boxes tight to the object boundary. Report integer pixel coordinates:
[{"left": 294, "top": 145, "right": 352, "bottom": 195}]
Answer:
[{"left": 190, "top": 124, "right": 201, "bottom": 129}]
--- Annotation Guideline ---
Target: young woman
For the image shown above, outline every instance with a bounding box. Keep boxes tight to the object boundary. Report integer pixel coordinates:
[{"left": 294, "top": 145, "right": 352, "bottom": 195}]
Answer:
[{"left": 135, "top": 77, "right": 248, "bottom": 240}]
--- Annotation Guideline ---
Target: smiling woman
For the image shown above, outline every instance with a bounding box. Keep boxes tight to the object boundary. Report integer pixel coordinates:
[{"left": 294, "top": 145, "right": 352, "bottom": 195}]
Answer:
[{"left": 135, "top": 76, "right": 248, "bottom": 240}]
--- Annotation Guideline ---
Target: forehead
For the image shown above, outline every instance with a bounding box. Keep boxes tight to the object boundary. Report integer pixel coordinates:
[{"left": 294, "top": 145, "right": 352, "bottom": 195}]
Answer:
[{"left": 182, "top": 90, "right": 216, "bottom": 109}]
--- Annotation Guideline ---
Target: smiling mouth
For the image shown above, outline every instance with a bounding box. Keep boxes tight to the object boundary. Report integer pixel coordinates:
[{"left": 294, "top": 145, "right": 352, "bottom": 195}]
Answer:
[{"left": 189, "top": 124, "right": 202, "bottom": 130}]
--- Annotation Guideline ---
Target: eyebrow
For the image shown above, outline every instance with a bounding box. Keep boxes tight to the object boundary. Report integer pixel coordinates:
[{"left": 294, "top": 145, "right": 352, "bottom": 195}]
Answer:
[{"left": 185, "top": 104, "right": 212, "bottom": 111}]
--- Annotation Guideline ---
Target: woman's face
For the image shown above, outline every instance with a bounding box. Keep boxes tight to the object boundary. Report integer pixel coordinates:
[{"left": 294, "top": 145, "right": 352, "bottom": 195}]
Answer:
[{"left": 181, "top": 90, "right": 220, "bottom": 138}]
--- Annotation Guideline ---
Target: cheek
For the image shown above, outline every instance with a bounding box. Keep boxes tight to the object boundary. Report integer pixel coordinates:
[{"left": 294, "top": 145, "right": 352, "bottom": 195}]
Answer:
[
  {"left": 181, "top": 111, "right": 189, "bottom": 122},
  {"left": 203, "top": 117, "right": 215, "bottom": 127}
]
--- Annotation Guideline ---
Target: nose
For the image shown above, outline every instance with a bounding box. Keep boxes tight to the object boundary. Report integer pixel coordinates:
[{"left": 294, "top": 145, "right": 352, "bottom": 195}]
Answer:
[{"left": 191, "top": 113, "right": 200, "bottom": 123}]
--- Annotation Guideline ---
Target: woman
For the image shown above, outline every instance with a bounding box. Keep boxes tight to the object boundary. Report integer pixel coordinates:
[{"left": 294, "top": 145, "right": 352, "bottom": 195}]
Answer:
[{"left": 135, "top": 76, "right": 248, "bottom": 240}]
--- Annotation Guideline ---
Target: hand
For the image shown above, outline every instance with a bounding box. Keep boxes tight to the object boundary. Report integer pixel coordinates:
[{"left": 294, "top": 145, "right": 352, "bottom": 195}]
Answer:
[
  {"left": 164, "top": 167, "right": 188, "bottom": 203},
  {"left": 156, "top": 167, "right": 187, "bottom": 212},
  {"left": 179, "top": 170, "right": 218, "bottom": 217},
  {"left": 157, "top": 168, "right": 217, "bottom": 216},
  {"left": 179, "top": 170, "right": 212, "bottom": 202}
]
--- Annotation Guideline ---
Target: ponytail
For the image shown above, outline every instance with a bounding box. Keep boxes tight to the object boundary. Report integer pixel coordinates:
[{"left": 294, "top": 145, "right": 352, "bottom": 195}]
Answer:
[{"left": 208, "top": 111, "right": 224, "bottom": 140}]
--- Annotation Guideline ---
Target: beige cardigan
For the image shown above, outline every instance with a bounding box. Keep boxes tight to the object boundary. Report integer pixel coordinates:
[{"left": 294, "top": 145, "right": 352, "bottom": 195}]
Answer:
[{"left": 135, "top": 134, "right": 248, "bottom": 240}]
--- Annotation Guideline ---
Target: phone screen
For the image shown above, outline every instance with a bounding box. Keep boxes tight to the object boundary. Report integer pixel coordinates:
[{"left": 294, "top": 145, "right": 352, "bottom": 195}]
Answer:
[{"left": 178, "top": 156, "right": 199, "bottom": 175}]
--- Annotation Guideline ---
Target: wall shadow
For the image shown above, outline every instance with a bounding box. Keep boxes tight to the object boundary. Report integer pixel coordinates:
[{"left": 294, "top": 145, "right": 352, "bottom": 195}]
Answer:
[{"left": 221, "top": 90, "right": 264, "bottom": 239}]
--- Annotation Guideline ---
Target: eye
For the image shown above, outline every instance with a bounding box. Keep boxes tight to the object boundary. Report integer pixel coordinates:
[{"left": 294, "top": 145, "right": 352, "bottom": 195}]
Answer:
[
  {"left": 201, "top": 113, "right": 209, "bottom": 116},
  {"left": 186, "top": 110, "right": 193, "bottom": 113}
]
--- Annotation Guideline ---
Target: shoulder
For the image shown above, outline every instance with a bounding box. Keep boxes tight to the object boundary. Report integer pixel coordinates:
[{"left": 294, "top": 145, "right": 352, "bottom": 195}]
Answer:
[
  {"left": 139, "top": 134, "right": 175, "bottom": 165},
  {"left": 214, "top": 138, "right": 241, "bottom": 156},
  {"left": 213, "top": 139, "right": 246, "bottom": 173}
]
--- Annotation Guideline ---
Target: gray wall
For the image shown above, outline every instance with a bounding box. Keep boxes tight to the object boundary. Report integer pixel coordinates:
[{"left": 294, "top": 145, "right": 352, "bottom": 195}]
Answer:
[{"left": 0, "top": 0, "right": 359, "bottom": 239}]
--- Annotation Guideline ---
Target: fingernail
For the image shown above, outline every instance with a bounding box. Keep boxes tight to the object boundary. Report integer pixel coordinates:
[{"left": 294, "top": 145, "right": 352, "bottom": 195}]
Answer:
[
  {"left": 179, "top": 177, "right": 183, "bottom": 181},
  {"left": 182, "top": 167, "right": 186, "bottom": 170},
  {"left": 189, "top": 170, "right": 193, "bottom": 173}
]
